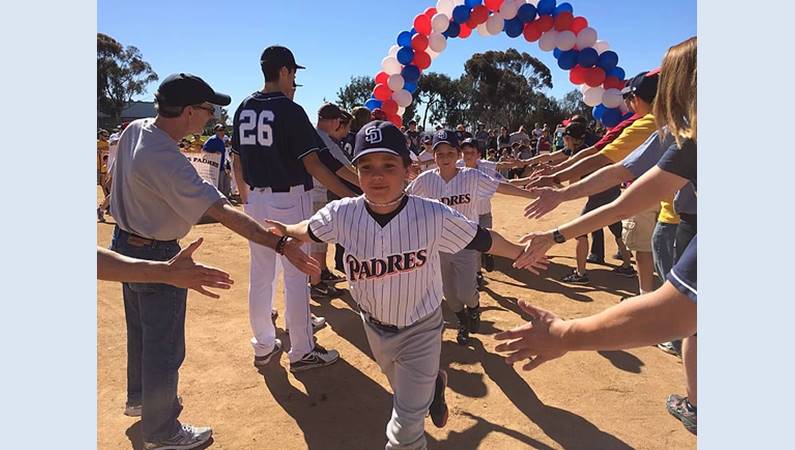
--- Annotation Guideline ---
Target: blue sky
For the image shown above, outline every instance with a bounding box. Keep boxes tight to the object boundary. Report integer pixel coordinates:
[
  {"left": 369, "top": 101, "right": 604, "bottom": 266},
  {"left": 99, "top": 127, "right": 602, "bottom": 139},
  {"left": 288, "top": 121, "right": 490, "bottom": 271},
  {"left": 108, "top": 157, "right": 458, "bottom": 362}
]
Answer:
[{"left": 98, "top": 0, "right": 695, "bottom": 124}]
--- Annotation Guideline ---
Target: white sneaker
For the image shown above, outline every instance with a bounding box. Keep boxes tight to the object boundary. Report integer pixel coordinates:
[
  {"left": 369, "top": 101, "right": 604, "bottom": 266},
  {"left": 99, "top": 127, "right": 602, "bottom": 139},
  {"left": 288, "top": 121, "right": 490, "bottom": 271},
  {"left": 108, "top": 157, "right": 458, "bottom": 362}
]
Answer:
[
  {"left": 286, "top": 314, "right": 326, "bottom": 333},
  {"left": 289, "top": 345, "right": 340, "bottom": 373},
  {"left": 253, "top": 339, "right": 282, "bottom": 368},
  {"left": 143, "top": 424, "right": 212, "bottom": 450}
]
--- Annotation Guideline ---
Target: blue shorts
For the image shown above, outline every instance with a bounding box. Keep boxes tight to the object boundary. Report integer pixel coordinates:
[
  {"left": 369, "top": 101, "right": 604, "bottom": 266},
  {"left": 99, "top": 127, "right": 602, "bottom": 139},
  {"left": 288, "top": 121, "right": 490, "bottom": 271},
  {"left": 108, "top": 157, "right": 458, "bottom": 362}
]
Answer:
[{"left": 668, "top": 236, "right": 696, "bottom": 303}]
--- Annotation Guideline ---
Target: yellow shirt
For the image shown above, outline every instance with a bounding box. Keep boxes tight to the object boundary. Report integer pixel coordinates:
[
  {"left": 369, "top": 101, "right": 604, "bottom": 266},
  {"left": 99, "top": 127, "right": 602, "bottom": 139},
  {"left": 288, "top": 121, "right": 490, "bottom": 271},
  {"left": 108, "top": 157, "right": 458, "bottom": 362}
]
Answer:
[
  {"left": 97, "top": 139, "right": 109, "bottom": 174},
  {"left": 599, "top": 114, "right": 657, "bottom": 162},
  {"left": 658, "top": 198, "right": 680, "bottom": 224}
]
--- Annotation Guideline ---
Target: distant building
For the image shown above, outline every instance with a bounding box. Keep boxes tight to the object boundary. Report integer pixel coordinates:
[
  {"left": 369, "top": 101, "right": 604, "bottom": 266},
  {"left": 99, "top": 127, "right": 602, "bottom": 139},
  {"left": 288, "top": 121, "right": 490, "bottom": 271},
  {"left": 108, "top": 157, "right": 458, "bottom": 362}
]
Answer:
[{"left": 98, "top": 101, "right": 219, "bottom": 129}]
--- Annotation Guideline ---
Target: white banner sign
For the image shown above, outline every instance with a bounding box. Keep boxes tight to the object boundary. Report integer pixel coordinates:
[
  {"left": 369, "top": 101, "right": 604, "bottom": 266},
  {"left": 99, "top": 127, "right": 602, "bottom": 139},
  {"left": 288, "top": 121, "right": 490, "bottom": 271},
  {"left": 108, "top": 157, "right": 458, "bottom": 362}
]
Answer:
[{"left": 184, "top": 151, "right": 221, "bottom": 187}]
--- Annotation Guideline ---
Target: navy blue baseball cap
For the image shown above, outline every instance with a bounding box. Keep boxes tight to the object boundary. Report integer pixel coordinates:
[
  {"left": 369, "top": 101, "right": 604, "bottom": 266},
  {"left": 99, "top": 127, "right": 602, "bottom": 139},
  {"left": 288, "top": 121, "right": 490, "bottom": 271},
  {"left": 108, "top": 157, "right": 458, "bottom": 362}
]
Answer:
[
  {"left": 432, "top": 129, "right": 460, "bottom": 151},
  {"left": 155, "top": 73, "right": 231, "bottom": 107},
  {"left": 621, "top": 69, "right": 660, "bottom": 103},
  {"left": 460, "top": 137, "right": 478, "bottom": 149},
  {"left": 352, "top": 120, "right": 411, "bottom": 164},
  {"left": 260, "top": 45, "right": 305, "bottom": 71}
]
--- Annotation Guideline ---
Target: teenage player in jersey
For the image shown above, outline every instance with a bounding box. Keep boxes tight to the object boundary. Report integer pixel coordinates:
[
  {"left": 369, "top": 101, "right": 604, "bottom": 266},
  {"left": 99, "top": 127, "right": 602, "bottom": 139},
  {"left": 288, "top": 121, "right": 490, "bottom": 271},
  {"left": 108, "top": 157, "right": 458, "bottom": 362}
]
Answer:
[
  {"left": 266, "top": 121, "right": 547, "bottom": 450},
  {"left": 458, "top": 138, "right": 531, "bottom": 287},
  {"left": 231, "top": 45, "right": 359, "bottom": 373},
  {"left": 407, "top": 131, "right": 538, "bottom": 345}
]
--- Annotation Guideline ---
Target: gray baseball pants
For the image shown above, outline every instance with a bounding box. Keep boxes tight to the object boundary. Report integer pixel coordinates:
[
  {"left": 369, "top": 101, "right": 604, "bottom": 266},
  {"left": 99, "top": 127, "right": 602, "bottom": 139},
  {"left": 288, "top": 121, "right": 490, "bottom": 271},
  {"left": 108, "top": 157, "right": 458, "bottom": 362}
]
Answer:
[
  {"left": 362, "top": 307, "right": 443, "bottom": 450},
  {"left": 439, "top": 250, "right": 480, "bottom": 313}
]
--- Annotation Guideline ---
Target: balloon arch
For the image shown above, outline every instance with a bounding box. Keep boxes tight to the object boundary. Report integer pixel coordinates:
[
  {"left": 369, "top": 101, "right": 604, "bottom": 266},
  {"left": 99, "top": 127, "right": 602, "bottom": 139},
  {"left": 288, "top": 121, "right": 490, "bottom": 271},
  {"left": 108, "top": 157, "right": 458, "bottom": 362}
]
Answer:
[{"left": 363, "top": 0, "right": 633, "bottom": 129}]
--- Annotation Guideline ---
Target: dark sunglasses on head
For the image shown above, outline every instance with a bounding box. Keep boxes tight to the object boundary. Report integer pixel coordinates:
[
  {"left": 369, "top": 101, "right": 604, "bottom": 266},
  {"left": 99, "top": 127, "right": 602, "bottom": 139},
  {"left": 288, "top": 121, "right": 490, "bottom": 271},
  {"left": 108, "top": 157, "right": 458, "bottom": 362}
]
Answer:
[{"left": 622, "top": 91, "right": 635, "bottom": 100}]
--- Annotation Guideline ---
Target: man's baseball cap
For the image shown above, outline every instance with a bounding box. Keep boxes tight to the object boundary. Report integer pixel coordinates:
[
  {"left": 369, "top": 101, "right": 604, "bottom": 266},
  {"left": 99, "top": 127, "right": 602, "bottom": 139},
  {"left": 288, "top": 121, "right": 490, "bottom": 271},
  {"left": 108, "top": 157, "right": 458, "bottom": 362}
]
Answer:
[
  {"left": 563, "top": 122, "right": 587, "bottom": 139},
  {"left": 461, "top": 137, "right": 478, "bottom": 150},
  {"left": 421, "top": 135, "right": 432, "bottom": 144},
  {"left": 352, "top": 120, "right": 411, "bottom": 164},
  {"left": 318, "top": 103, "right": 349, "bottom": 120},
  {"left": 155, "top": 73, "right": 231, "bottom": 107},
  {"left": 260, "top": 45, "right": 305, "bottom": 71},
  {"left": 621, "top": 69, "right": 660, "bottom": 103},
  {"left": 213, "top": 123, "right": 225, "bottom": 131},
  {"left": 432, "top": 129, "right": 460, "bottom": 151}
]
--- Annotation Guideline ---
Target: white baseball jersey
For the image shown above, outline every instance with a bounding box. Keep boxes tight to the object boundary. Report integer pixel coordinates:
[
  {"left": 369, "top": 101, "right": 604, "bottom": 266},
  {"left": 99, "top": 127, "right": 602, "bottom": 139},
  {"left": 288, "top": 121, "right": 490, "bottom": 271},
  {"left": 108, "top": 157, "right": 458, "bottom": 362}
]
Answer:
[
  {"left": 456, "top": 159, "right": 504, "bottom": 215},
  {"left": 308, "top": 195, "right": 478, "bottom": 327},
  {"left": 407, "top": 167, "right": 499, "bottom": 221}
]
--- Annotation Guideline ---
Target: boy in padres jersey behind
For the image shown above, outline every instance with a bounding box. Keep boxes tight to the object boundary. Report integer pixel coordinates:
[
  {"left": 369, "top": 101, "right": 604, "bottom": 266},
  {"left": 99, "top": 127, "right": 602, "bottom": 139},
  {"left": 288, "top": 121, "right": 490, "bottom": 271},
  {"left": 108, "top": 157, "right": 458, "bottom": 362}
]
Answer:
[
  {"left": 407, "top": 130, "right": 538, "bottom": 345},
  {"left": 266, "top": 121, "right": 547, "bottom": 450}
]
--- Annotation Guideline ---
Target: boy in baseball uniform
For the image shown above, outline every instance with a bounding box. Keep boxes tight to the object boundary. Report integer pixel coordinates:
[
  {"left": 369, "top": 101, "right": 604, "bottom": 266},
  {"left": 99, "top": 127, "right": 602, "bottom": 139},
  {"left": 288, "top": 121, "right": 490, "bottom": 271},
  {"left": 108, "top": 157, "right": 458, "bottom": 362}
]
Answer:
[
  {"left": 407, "top": 130, "right": 538, "bottom": 345},
  {"left": 266, "top": 121, "right": 546, "bottom": 450}
]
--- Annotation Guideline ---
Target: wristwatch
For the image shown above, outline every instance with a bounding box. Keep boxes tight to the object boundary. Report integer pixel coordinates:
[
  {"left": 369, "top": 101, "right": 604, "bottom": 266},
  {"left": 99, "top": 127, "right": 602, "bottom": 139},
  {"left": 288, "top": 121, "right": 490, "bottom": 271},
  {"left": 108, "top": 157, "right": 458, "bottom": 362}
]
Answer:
[{"left": 552, "top": 229, "right": 566, "bottom": 244}]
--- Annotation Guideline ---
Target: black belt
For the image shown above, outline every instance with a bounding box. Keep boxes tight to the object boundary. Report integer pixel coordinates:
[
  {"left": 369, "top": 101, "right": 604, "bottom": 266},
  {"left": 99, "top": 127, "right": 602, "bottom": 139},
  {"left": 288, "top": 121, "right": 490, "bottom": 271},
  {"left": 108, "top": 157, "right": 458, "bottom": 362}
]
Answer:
[
  {"left": 249, "top": 183, "right": 310, "bottom": 193},
  {"left": 367, "top": 316, "right": 401, "bottom": 333}
]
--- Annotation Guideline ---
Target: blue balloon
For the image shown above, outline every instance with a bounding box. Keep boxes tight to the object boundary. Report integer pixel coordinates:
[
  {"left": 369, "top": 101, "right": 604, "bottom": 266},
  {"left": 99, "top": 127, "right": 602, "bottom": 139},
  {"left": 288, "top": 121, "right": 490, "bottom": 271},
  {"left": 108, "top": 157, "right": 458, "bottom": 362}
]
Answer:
[
  {"left": 365, "top": 98, "right": 382, "bottom": 111},
  {"left": 404, "top": 82, "right": 418, "bottom": 93},
  {"left": 452, "top": 5, "right": 471, "bottom": 24},
  {"left": 410, "top": 28, "right": 417, "bottom": 35},
  {"left": 557, "top": 49, "right": 578, "bottom": 70},
  {"left": 537, "top": 0, "right": 557, "bottom": 16},
  {"left": 621, "top": 111, "right": 634, "bottom": 121},
  {"left": 608, "top": 66, "right": 626, "bottom": 80},
  {"left": 553, "top": 2, "right": 573, "bottom": 16},
  {"left": 402, "top": 65, "right": 421, "bottom": 83},
  {"left": 505, "top": 18, "right": 524, "bottom": 38},
  {"left": 577, "top": 48, "right": 599, "bottom": 68},
  {"left": 465, "top": 0, "right": 482, "bottom": 7},
  {"left": 517, "top": 4, "right": 537, "bottom": 22},
  {"left": 553, "top": 48, "right": 561, "bottom": 59},
  {"left": 444, "top": 21, "right": 461, "bottom": 38},
  {"left": 597, "top": 51, "right": 619, "bottom": 72},
  {"left": 593, "top": 104, "right": 607, "bottom": 120},
  {"left": 601, "top": 107, "right": 622, "bottom": 128},
  {"left": 397, "top": 31, "right": 412, "bottom": 47},
  {"left": 397, "top": 46, "right": 415, "bottom": 65}
]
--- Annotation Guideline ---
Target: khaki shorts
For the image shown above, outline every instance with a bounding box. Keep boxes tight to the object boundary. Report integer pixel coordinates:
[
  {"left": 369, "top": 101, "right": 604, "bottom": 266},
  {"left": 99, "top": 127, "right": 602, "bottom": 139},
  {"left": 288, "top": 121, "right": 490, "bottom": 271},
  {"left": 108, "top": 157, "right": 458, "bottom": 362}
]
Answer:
[
  {"left": 622, "top": 208, "right": 658, "bottom": 252},
  {"left": 310, "top": 189, "right": 328, "bottom": 253}
]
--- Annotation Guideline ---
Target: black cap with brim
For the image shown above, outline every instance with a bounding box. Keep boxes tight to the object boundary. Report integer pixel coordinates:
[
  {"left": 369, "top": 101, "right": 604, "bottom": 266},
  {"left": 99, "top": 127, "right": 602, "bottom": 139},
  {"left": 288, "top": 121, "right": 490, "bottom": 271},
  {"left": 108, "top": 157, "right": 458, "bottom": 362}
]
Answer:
[
  {"left": 621, "top": 70, "right": 659, "bottom": 103},
  {"left": 461, "top": 137, "right": 478, "bottom": 149},
  {"left": 432, "top": 129, "right": 460, "bottom": 151},
  {"left": 352, "top": 120, "right": 411, "bottom": 164},
  {"left": 260, "top": 45, "right": 305, "bottom": 71},
  {"left": 156, "top": 73, "right": 231, "bottom": 107}
]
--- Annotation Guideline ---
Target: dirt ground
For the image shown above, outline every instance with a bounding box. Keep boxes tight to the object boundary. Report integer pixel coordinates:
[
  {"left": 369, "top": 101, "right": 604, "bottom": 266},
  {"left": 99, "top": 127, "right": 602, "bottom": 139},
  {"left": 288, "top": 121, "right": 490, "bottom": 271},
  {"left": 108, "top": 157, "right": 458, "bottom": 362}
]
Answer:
[{"left": 97, "top": 188, "right": 696, "bottom": 450}]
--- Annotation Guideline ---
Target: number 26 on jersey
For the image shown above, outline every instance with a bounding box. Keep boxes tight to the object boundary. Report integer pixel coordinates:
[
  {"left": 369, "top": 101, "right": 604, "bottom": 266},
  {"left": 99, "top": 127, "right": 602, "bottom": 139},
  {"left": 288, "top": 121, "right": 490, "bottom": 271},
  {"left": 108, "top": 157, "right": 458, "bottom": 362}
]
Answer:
[{"left": 238, "top": 110, "right": 275, "bottom": 147}]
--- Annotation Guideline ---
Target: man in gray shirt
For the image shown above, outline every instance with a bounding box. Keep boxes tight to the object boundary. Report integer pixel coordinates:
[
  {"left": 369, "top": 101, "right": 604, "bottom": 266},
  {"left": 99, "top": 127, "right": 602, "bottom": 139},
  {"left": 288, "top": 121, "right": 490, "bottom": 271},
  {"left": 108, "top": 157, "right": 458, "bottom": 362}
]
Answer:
[{"left": 109, "top": 73, "right": 319, "bottom": 450}]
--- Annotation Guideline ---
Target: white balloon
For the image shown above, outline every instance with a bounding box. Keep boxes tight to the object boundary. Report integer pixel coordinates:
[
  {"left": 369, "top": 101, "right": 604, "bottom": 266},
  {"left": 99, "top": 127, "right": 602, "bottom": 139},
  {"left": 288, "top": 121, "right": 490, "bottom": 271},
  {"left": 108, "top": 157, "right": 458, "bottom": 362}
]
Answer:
[
  {"left": 427, "top": 47, "right": 441, "bottom": 60},
  {"left": 486, "top": 14, "right": 504, "bottom": 35},
  {"left": 556, "top": 30, "right": 577, "bottom": 51},
  {"left": 576, "top": 27, "right": 598, "bottom": 50},
  {"left": 582, "top": 86, "right": 605, "bottom": 107},
  {"left": 601, "top": 88, "right": 623, "bottom": 109},
  {"left": 453, "top": 0, "right": 465, "bottom": 5},
  {"left": 381, "top": 56, "right": 402, "bottom": 75},
  {"left": 428, "top": 32, "right": 448, "bottom": 52},
  {"left": 387, "top": 74, "right": 405, "bottom": 92},
  {"left": 538, "top": 30, "right": 558, "bottom": 52},
  {"left": 388, "top": 45, "right": 400, "bottom": 58},
  {"left": 432, "top": 13, "right": 450, "bottom": 33},
  {"left": 397, "top": 106, "right": 406, "bottom": 115},
  {"left": 580, "top": 83, "right": 590, "bottom": 93},
  {"left": 594, "top": 40, "right": 610, "bottom": 54},
  {"left": 436, "top": 0, "right": 455, "bottom": 17},
  {"left": 525, "top": 0, "right": 539, "bottom": 5},
  {"left": 476, "top": 22, "right": 491, "bottom": 37},
  {"left": 499, "top": 0, "right": 521, "bottom": 20},
  {"left": 393, "top": 89, "right": 413, "bottom": 108}
]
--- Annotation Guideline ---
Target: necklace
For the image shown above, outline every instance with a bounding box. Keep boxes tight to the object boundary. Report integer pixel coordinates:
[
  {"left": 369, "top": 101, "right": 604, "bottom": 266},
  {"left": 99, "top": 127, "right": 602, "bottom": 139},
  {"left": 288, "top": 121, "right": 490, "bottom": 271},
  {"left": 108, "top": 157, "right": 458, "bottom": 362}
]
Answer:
[{"left": 364, "top": 191, "right": 406, "bottom": 208}]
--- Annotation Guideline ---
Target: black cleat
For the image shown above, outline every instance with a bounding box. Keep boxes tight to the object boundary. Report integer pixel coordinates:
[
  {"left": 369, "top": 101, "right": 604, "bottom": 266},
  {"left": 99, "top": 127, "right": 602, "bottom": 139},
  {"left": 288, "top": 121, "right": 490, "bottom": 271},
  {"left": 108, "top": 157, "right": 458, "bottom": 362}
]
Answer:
[{"left": 428, "top": 370, "right": 449, "bottom": 428}]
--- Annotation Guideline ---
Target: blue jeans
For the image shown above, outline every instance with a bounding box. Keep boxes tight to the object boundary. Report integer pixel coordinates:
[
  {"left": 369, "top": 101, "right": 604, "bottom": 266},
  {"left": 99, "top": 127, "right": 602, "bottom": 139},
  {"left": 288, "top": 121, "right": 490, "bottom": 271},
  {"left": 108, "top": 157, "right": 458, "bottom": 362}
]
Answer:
[
  {"left": 111, "top": 227, "right": 186, "bottom": 442},
  {"left": 652, "top": 221, "right": 678, "bottom": 282}
]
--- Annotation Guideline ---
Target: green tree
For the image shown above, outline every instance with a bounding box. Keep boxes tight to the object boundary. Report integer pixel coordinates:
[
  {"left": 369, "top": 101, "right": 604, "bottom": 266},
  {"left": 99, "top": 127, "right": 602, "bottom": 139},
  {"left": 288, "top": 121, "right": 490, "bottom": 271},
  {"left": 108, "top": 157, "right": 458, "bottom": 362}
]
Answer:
[
  {"left": 335, "top": 76, "right": 375, "bottom": 111},
  {"left": 97, "top": 33, "right": 159, "bottom": 126},
  {"left": 559, "top": 89, "right": 594, "bottom": 122}
]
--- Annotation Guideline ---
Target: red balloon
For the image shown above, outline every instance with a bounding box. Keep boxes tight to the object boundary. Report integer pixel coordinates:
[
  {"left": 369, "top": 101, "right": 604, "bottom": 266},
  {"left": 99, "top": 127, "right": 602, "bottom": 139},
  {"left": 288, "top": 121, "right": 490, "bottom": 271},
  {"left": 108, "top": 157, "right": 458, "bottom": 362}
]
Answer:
[
  {"left": 414, "top": 14, "right": 432, "bottom": 36},
  {"left": 571, "top": 16, "right": 588, "bottom": 33},
  {"left": 381, "top": 99, "right": 398, "bottom": 115},
  {"left": 484, "top": 0, "right": 504, "bottom": 12},
  {"left": 466, "top": 16, "right": 479, "bottom": 29},
  {"left": 390, "top": 114, "right": 403, "bottom": 128},
  {"left": 603, "top": 76, "right": 625, "bottom": 90},
  {"left": 569, "top": 65, "right": 587, "bottom": 84},
  {"left": 413, "top": 51, "right": 431, "bottom": 69},
  {"left": 424, "top": 7, "right": 437, "bottom": 17},
  {"left": 470, "top": 5, "right": 489, "bottom": 24},
  {"left": 375, "top": 71, "right": 389, "bottom": 85},
  {"left": 411, "top": 34, "right": 429, "bottom": 51},
  {"left": 553, "top": 11, "right": 574, "bottom": 31},
  {"left": 536, "top": 15, "right": 554, "bottom": 32},
  {"left": 459, "top": 23, "right": 472, "bottom": 39},
  {"left": 584, "top": 67, "right": 606, "bottom": 87},
  {"left": 523, "top": 21, "right": 542, "bottom": 42},
  {"left": 374, "top": 84, "right": 393, "bottom": 101}
]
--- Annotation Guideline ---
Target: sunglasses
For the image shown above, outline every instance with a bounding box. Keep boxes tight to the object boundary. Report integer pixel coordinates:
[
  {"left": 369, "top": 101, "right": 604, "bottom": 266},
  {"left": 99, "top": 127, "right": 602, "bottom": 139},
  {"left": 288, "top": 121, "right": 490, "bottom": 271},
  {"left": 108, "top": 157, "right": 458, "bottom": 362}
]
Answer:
[
  {"left": 622, "top": 92, "right": 635, "bottom": 101},
  {"left": 192, "top": 104, "right": 215, "bottom": 113}
]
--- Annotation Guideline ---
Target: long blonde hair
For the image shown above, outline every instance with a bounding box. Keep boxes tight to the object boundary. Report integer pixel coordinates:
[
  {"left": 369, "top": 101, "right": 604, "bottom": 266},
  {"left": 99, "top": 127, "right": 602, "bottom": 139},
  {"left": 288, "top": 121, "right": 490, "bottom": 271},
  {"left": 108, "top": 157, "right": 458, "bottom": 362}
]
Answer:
[{"left": 654, "top": 36, "right": 697, "bottom": 146}]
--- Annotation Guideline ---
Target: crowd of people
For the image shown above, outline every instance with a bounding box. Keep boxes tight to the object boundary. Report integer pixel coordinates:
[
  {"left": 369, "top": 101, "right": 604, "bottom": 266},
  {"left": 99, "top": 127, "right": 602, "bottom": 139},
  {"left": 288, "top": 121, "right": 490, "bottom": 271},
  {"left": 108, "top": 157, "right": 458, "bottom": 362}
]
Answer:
[{"left": 97, "top": 36, "right": 697, "bottom": 450}]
